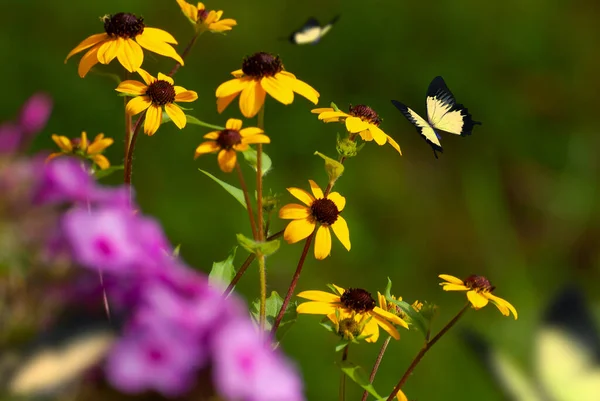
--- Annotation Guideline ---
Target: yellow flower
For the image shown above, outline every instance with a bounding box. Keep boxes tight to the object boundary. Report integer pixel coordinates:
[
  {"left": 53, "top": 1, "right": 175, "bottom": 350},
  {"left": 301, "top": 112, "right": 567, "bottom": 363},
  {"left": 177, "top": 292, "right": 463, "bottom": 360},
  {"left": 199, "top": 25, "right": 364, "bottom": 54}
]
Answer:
[
  {"left": 279, "top": 180, "right": 350, "bottom": 260},
  {"left": 215, "top": 52, "right": 320, "bottom": 118},
  {"left": 65, "top": 13, "right": 184, "bottom": 78},
  {"left": 176, "top": 0, "right": 237, "bottom": 32},
  {"left": 47, "top": 132, "right": 113, "bottom": 169},
  {"left": 194, "top": 118, "right": 270, "bottom": 172},
  {"left": 439, "top": 274, "right": 518, "bottom": 319},
  {"left": 312, "top": 105, "right": 401, "bottom": 154},
  {"left": 115, "top": 69, "right": 198, "bottom": 136},
  {"left": 297, "top": 285, "right": 409, "bottom": 343}
]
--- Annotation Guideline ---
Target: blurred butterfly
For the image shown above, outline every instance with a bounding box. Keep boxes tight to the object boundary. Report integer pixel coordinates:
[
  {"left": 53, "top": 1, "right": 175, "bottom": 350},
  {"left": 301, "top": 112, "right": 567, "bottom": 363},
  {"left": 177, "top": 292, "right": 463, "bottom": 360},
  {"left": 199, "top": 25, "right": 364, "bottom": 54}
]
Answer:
[
  {"left": 288, "top": 16, "right": 340, "bottom": 45},
  {"left": 391, "top": 76, "right": 481, "bottom": 158},
  {"left": 0, "top": 313, "right": 118, "bottom": 398},
  {"left": 464, "top": 287, "right": 600, "bottom": 401}
]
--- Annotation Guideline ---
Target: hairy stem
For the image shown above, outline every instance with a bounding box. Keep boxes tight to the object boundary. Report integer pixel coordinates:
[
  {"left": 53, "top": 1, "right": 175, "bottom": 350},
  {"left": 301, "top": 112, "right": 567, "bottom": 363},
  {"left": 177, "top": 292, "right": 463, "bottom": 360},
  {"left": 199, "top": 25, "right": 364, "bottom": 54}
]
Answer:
[
  {"left": 361, "top": 336, "right": 391, "bottom": 401},
  {"left": 339, "top": 345, "right": 349, "bottom": 401},
  {"left": 124, "top": 112, "right": 145, "bottom": 201},
  {"left": 258, "top": 254, "right": 266, "bottom": 331},
  {"left": 169, "top": 30, "right": 203, "bottom": 77}
]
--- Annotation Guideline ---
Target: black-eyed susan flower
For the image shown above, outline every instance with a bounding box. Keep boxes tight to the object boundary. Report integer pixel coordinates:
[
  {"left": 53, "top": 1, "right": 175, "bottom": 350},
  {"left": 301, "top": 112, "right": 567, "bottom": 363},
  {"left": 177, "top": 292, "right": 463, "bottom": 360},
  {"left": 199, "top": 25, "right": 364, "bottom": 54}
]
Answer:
[
  {"left": 115, "top": 69, "right": 198, "bottom": 136},
  {"left": 47, "top": 132, "right": 113, "bottom": 169},
  {"left": 312, "top": 104, "right": 401, "bottom": 154},
  {"left": 297, "top": 285, "right": 409, "bottom": 343},
  {"left": 194, "top": 118, "right": 270, "bottom": 172},
  {"left": 279, "top": 180, "right": 349, "bottom": 260},
  {"left": 176, "top": 0, "right": 237, "bottom": 33},
  {"left": 216, "top": 52, "right": 320, "bottom": 118},
  {"left": 65, "top": 13, "right": 184, "bottom": 78},
  {"left": 439, "top": 274, "right": 518, "bottom": 319}
]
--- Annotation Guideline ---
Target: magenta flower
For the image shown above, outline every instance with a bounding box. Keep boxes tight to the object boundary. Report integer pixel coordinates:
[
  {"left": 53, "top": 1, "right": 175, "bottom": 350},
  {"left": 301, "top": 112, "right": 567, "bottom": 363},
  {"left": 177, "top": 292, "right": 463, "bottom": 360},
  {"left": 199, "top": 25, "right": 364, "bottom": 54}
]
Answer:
[
  {"left": 212, "top": 318, "right": 305, "bottom": 401},
  {"left": 19, "top": 93, "right": 53, "bottom": 135},
  {"left": 0, "top": 122, "right": 22, "bottom": 154},
  {"left": 34, "top": 157, "right": 96, "bottom": 204}
]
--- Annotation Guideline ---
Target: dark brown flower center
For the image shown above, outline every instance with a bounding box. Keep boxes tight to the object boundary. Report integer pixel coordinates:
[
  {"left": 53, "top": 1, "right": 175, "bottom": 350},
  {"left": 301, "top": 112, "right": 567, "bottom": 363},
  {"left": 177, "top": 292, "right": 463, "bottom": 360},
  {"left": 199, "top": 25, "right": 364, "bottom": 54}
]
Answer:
[
  {"left": 241, "top": 52, "right": 284, "bottom": 78},
  {"left": 146, "top": 80, "right": 176, "bottom": 105},
  {"left": 341, "top": 288, "right": 376, "bottom": 313},
  {"left": 216, "top": 129, "right": 242, "bottom": 150},
  {"left": 464, "top": 275, "right": 495, "bottom": 292},
  {"left": 103, "top": 13, "right": 145, "bottom": 38},
  {"left": 197, "top": 8, "right": 209, "bottom": 21},
  {"left": 348, "top": 104, "right": 381, "bottom": 126},
  {"left": 310, "top": 198, "right": 339, "bottom": 225}
]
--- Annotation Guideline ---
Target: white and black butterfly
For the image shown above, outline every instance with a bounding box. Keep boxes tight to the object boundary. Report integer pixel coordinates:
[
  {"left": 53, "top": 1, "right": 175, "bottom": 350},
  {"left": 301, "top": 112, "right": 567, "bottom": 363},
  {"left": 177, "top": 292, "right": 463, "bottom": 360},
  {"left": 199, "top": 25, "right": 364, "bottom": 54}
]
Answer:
[
  {"left": 288, "top": 16, "right": 340, "bottom": 45},
  {"left": 392, "top": 76, "right": 481, "bottom": 158}
]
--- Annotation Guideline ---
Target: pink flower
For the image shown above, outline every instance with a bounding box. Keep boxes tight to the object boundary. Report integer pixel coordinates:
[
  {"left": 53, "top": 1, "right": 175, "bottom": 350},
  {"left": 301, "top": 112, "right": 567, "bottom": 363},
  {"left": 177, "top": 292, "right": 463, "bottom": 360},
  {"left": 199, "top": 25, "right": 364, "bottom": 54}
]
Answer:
[
  {"left": 19, "top": 93, "right": 53, "bottom": 135},
  {"left": 34, "top": 157, "right": 96, "bottom": 204}
]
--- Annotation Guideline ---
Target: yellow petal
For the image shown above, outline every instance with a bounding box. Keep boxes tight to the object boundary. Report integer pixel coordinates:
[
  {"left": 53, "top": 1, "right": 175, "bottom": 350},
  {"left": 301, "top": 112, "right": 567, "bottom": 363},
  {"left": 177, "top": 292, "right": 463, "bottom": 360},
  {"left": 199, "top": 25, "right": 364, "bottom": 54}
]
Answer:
[
  {"left": 487, "top": 294, "right": 518, "bottom": 319},
  {"left": 467, "top": 291, "right": 489, "bottom": 309},
  {"left": 327, "top": 192, "right": 346, "bottom": 212},
  {"left": 233, "top": 143, "right": 249, "bottom": 152},
  {"left": 97, "top": 38, "right": 120, "bottom": 65},
  {"left": 296, "top": 291, "right": 340, "bottom": 303},
  {"left": 312, "top": 107, "right": 333, "bottom": 114},
  {"left": 126, "top": 96, "right": 152, "bottom": 116},
  {"left": 91, "top": 154, "right": 110, "bottom": 170},
  {"left": 239, "top": 80, "right": 266, "bottom": 118},
  {"left": 279, "top": 204, "right": 310, "bottom": 220},
  {"left": 346, "top": 116, "right": 371, "bottom": 133},
  {"left": 290, "top": 77, "right": 320, "bottom": 104},
  {"left": 239, "top": 127, "right": 264, "bottom": 137},
  {"left": 261, "top": 76, "right": 294, "bottom": 105},
  {"left": 65, "top": 33, "right": 108, "bottom": 62},
  {"left": 308, "top": 180, "right": 324, "bottom": 199},
  {"left": 217, "top": 149, "right": 236, "bottom": 173},
  {"left": 377, "top": 292, "right": 387, "bottom": 309},
  {"left": 386, "top": 135, "right": 402, "bottom": 155},
  {"left": 115, "top": 80, "right": 148, "bottom": 96},
  {"left": 296, "top": 301, "right": 337, "bottom": 315},
  {"left": 231, "top": 69, "right": 244, "bottom": 78},
  {"left": 203, "top": 131, "right": 219, "bottom": 140},
  {"left": 194, "top": 141, "right": 220, "bottom": 158},
  {"left": 176, "top": 0, "right": 199, "bottom": 21},
  {"left": 117, "top": 39, "right": 144, "bottom": 72},
  {"left": 135, "top": 32, "right": 184, "bottom": 65},
  {"left": 217, "top": 93, "right": 238, "bottom": 114},
  {"left": 314, "top": 225, "right": 332, "bottom": 260},
  {"left": 165, "top": 104, "right": 186, "bottom": 129},
  {"left": 157, "top": 73, "right": 174, "bottom": 85},
  {"left": 242, "top": 134, "right": 270, "bottom": 145},
  {"left": 174, "top": 90, "right": 198, "bottom": 103},
  {"left": 369, "top": 125, "right": 388, "bottom": 146},
  {"left": 287, "top": 187, "right": 314, "bottom": 206},
  {"left": 373, "top": 315, "right": 401, "bottom": 339},
  {"left": 136, "top": 68, "right": 156, "bottom": 86},
  {"left": 77, "top": 43, "right": 102, "bottom": 78},
  {"left": 80, "top": 132, "right": 88, "bottom": 150},
  {"left": 144, "top": 105, "right": 163, "bottom": 136},
  {"left": 283, "top": 219, "right": 316, "bottom": 244},
  {"left": 438, "top": 274, "right": 465, "bottom": 285},
  {"left": 87, "top": 138, "right": 114, "bottom": 154},
  {"left": 440, "top": 283, "right": 470, "bottom": 292},
  {"left": 397, "top": 390, "right": 408, "bottom": 401},
  {"left": 51, "top": 135, "right": 72, "bottom": 152},
  {"left": 226, "top": 118, "right": 243, "bottom": 130},
  {"left": 332, "top": 284, "right": 346, "bottom": 295},
  {"left": 359, "top": 129, "right": 374, "bottom": 141},
  {"left": 142, "top": 27, "right": 178, "bottom": 44},
  {"left": 363, "top": 318, "right": 380, "bottom": 343},
  {"left": 330, "top": 216, "right": 351, "bottom": 251},
  {"left": 317, "top": 111, "right": 348, "bottom": 120},
  {"left": 373, "top": 306, "right": 408, "bottom": 329},
  {"left": 216, "top": 78, "right": 249, "bottom": 98}
]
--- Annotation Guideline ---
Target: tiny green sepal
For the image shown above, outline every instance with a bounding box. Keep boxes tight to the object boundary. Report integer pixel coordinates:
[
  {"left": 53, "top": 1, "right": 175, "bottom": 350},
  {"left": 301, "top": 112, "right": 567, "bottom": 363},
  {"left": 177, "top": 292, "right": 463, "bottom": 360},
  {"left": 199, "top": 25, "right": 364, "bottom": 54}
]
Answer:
[
  {"left": 330, "top": 102, "right": 341, "bottom": 112},
  {"left": 336, "top": 134, "right": 364, "bottom": 158},
  {"left": 93, "top": 165, "right": 124, "bottom": 179},
  {"left": 251, "top": 291, "right": 297, "bottom": 340},
  {"left": 314, "top": 151, "right": 344, "bottom": 184},
  {"left": 385, "top": 278, "right": 429, "bottom": 337},
  {"left": 172, "top": 244, "right": 181, "bottom": 258},
  {"left": 326, "top": 283, "right": 344, "bottom": 296},
  {"left": 339, "top": 361, "right": 385, "bottom": 400},
  {"left": 236, "top": 233, "right": 280, "bottom": 257},
  {"left": 208, "top": 247, "right": 237, "bottom": 288}
]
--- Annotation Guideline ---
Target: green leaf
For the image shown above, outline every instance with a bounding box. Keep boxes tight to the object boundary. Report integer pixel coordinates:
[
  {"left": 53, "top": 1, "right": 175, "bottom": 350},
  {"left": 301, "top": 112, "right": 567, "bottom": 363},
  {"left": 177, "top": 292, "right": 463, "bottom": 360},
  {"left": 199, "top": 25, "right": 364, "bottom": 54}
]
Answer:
[
  {"left": 93, "top": 165, "right": 124, "bottom": 179},
  {"left": 236, "top": 233, "right": 280, "bottom": 256},
  {"left": 335, "top": 341, "right": 350, "bottom": 352},
  {"left": 241, "top": 148, "right": 272, "bottom": 176},
  {"left": 339, "top": 361, "right": 384, "bottom": 400},
  {"left": 209, "top": 247, "right": 237, "bottom": 287},
  {"left": 251, "top": 291, "right": 298, "bottom": 340},
  {"left": 199, "top": 169, "right": 247, "bottom": 210},
  {"left": 185, "top": 115, "right": 226, "bottom": 130},
  {"left": 385, "top": 278, "right": 429, "bottom": 337}
]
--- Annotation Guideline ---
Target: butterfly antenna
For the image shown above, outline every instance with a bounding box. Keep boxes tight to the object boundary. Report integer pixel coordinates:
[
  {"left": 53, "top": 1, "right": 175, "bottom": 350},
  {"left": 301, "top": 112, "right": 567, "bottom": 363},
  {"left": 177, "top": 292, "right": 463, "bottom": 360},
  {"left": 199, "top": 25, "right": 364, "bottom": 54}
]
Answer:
[{"left": 432, "top": 148, "right": 439, "bottom": 159}]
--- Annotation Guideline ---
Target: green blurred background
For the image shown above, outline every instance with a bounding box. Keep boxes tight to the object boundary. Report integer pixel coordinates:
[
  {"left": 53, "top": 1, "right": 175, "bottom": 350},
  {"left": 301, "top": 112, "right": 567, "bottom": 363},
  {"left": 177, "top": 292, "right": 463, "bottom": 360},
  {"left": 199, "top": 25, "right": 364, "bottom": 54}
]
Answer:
[{"left": 2, "top": 0, "right": 600, "bottom": 399}]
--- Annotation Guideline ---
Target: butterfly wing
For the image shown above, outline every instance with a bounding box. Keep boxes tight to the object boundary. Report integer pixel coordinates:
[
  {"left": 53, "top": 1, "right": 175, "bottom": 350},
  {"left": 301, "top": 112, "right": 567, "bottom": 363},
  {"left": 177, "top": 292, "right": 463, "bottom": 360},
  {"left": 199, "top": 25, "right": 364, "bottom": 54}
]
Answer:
[
  {"left": 290, "top": 18, "right": 323, "bottom": 45},
  {"left": 320, "top": 15, "right": 341, "bottom": 38},
  {"left": 426, "top": 76, "right": 480, "bottom": 136},
  {"left": 391, "top": 100, "right": 443, "bottom": 155}
]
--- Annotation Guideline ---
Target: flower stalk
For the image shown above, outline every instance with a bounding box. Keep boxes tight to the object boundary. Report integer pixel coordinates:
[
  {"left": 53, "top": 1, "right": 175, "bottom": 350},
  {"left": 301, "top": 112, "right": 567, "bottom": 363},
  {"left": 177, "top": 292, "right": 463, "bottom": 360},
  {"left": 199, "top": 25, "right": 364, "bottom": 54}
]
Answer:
[
  {"left": 124, "top": 112, "right": 146, "bottom": 188},
  {"left": 169, "top": 31, "right": 203, "bottom": 77},
  {"left": 339, "top": 345, "right": 349, "bottom": 401},
  {"left": 235, "top": 162, "right": 258, "bottom": 239},
  {"left": 361, "top": 336, "right": 392, "bottom": 401}
]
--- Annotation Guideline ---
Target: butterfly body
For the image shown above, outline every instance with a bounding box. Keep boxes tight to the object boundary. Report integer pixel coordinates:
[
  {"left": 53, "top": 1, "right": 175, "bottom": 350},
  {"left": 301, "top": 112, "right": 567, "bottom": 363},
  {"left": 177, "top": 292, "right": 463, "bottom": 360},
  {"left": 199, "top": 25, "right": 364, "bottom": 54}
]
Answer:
[
  {"left": 392, "top": 76, "right": 481, "bottom": 157},
  {"left": 289, "top": 16, "right": 340, "bottom": 45}
]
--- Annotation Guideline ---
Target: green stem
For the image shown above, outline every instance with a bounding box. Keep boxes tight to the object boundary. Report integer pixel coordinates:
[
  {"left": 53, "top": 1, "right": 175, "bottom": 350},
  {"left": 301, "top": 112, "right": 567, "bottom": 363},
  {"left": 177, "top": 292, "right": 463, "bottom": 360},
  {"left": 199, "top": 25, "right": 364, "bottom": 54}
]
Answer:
[
  {"left": 271, "top": 231, "right": 315, "bottom": 336},
  {"left": 235, "top": 162, "right": 258, "bottom": 239},
  {"left": 124, "top": 71, "right": 132, "bottom": 174},
  {"left": 124, "top": 112, "right": 145, "bottom": 195},
  {"left": 386, "top": 303, "right": 470, "bottom": 401},
  {"left": 339, "top": 345, "right": 349, "bottom": 401},
  {"left": 361, "top": 336, "right": 391, "bottom": 401},
  {"left": 256, "top": 105, "right": 267, "bottom": 331},
  {"left": 258, "top": 254, "right": 267, "bottom": 331},
  {"left": 169, "top": 30, "right": 203, "bottom": 77}
]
